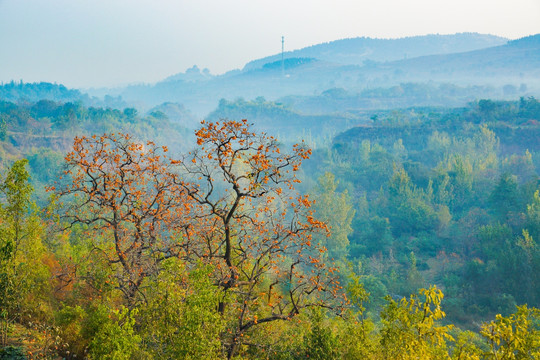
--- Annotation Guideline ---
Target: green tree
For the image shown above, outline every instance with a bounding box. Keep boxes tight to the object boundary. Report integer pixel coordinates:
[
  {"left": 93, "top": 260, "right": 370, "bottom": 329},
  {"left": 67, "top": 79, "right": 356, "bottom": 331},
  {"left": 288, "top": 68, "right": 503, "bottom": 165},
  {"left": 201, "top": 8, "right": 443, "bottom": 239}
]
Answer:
[
  {"left": 386, "top": 168, "right": 438, "bottom": 235},
  {"left": 404, "top": 251, "right": 424, "bottom": 294},
  {"left": 480, "top": 305, "right": 540, "bottom": 359},
  {"left": 87, "top": 306, "right": 142, "bottom": 360},
  {"left": 140, "top": 259, "right": 224, "bottom": 359},
  {"left": 0, "top": 160, "right": 48, "bottom": 345},
  {"left": 312, "top": 172, "right": 355, "bottom": 260},
  {"left": 447, "top": 155, "right": 474, "bottom": 213},
  {"left": 450, "top": 330, "right": 483, "bottom": 360},
  {"left": 0, "top": 115, "right": 6, "bottom": 141},
  {"left": 489, "top": 173, "right": 520, "bottom": 222},
  {"left": 516, "top": 230, "right": 539, "bottom": 303},
  {"left": 302, "top": 309, "right": 339, "bottom": 360},
  {"left": 379, "top": 286, "right": 453, "bottom": 359},
  {"left": 478, "top": 99, "right": 497, "bottom": 121},
  {"left": 525, "top": 190, "right": 540, "bottom": 240},
  {"left": 0, "top": 160, "right": 33, "bottom": 252},
  {"left": 338, "top": 269, "right": 377, "bottom": 359}
]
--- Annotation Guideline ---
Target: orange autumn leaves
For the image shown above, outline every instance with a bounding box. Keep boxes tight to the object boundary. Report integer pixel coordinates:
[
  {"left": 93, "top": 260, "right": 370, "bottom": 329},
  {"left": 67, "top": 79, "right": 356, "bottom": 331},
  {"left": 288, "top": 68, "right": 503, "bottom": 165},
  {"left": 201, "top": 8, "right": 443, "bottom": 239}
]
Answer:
[
  {"left": 52, "top": 132, "right": 192, "bottom": 303},
  {"left": 53, "top": 121, "right": 344, "bottom": 347}
]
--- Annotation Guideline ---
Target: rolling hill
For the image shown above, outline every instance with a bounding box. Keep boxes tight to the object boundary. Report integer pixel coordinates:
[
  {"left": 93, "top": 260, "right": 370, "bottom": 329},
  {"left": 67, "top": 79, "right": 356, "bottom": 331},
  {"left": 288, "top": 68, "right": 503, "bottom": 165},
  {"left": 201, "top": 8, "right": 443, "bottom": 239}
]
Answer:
[
  {"left": 116, "top": 33, "right": 538, "bottom": 116},
  {"left": 243, "top": 33, "right": 507, "bottom": 70}
]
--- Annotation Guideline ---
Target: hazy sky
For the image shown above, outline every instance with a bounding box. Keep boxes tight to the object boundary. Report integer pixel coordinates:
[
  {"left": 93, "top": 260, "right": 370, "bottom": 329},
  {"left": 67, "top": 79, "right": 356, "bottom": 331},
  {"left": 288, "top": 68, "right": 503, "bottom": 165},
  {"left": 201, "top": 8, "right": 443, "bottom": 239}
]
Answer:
[{"left": 1, "top": 0, "right": 539, "bottom": 88}]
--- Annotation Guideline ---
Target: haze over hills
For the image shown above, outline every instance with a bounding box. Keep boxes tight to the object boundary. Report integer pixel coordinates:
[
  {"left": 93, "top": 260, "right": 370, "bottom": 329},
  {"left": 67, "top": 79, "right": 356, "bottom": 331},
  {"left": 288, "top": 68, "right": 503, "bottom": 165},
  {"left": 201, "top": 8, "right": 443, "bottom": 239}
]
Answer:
[
  {"left": 113, "top": 33, "right": 538, "bottom": 116},
  {"left": 2, "top": 31, "right": 537, "bottom": 163},
  {"left": 374, "top": 34, "right": 540, "bottom": 82},
  {"left": 242, "top": 33, "right": 508, "bottom": 71},
  {"left": 2, "top": 33, "right": 538, "bottom": 122}
]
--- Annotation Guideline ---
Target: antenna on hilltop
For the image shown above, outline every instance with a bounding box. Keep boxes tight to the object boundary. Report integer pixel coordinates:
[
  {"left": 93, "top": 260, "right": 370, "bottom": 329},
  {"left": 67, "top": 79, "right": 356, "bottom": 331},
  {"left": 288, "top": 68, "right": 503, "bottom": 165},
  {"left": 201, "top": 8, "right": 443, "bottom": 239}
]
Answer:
[{"left": 281, "top": 36, "right": 285, "bottom": 77}]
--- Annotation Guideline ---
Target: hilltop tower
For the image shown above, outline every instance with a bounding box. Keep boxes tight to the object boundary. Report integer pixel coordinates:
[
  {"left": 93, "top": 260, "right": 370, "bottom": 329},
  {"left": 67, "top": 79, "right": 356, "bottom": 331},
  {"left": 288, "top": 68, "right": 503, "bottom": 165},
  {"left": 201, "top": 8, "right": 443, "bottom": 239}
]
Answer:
[{"left": 281, "top": 36, "right": 285, "bottom": 76}]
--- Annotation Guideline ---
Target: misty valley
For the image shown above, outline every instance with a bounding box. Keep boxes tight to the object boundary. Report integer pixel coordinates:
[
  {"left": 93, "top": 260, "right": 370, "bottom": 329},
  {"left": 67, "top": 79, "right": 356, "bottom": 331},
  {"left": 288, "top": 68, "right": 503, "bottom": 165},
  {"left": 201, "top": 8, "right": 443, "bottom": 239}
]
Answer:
[{"left": 0, "top": 33, "right": 539, "bottom": 359}]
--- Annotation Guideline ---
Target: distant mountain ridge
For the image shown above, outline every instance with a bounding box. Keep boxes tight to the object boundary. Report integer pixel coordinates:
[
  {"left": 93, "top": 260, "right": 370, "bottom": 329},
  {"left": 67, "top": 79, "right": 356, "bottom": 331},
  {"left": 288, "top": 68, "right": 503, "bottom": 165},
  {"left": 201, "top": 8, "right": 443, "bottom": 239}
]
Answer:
[
  {"left": 243, "top": 33, "right": 508, "bottom": 71},
  {"left": 379, "top": 34, "right": 540, "bottom": 81},
  {"left": 79, "top": 33, "right": 540, "bottom": 116}
]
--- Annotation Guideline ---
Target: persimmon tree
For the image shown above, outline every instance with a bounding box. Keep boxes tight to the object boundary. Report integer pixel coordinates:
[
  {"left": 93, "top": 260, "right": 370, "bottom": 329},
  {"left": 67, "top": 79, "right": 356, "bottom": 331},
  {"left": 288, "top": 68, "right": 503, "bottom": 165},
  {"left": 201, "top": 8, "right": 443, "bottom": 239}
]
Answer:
[
  {"left": 53, "top": 123, "right": 344, "bottom": 358},
  {"left": 178, "top": 120, "right": 343, "bottom": 358},
  {"left": 52, "top": 133, "right": 191, "bottom": 306}
]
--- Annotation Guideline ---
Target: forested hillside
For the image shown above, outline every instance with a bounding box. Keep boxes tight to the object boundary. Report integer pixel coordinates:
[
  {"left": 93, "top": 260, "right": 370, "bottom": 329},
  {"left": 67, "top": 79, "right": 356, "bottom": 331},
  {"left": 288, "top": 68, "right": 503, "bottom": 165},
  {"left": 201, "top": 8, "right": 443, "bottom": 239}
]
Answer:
[
  {"left": 0, "top": 95, "right": 538, "bottom": 359},
  {"left": 303, "top": 96, "right": 540, "bottom": 326},
  {"left": 0, "top": 99, "right": 191, "bottom": 204}
]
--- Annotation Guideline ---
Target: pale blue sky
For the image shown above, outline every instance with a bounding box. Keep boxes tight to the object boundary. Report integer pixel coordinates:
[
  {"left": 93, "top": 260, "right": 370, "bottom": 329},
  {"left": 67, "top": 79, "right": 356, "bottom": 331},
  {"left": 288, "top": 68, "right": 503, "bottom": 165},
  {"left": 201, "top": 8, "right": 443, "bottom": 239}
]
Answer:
[{"left": 1, "top": 0, "right": 539, "bottom": 88}]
